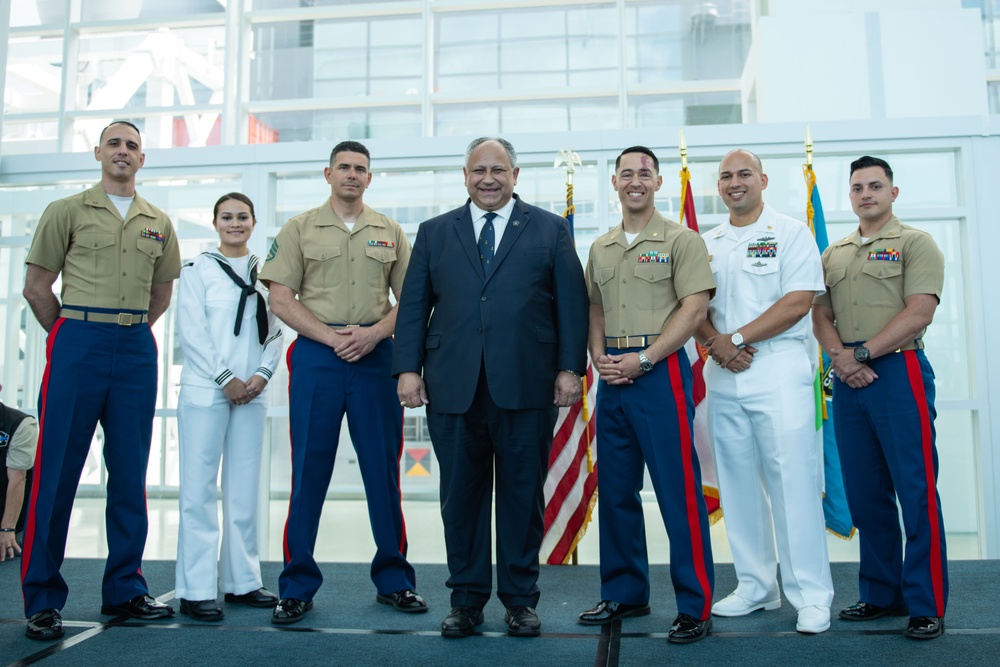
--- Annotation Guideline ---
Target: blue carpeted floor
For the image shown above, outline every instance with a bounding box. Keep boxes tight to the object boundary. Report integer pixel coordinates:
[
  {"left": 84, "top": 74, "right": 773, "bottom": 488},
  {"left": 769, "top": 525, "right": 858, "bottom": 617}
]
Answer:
[{"left": 2, "top": 558, "right": 998, "bottom": 666}]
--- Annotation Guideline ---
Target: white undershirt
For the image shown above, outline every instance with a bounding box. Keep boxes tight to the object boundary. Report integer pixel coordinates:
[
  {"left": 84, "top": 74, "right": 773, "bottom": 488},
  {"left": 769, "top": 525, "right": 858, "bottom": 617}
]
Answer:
[
  {"left": 625, "top": 231, "right": 639, "bottom": 246},
  {"left": 107, "top": 194, "right": 134, "bottom": 223},
  {"left": 224, "top": 253, "right": 250, "bottom": 278}
]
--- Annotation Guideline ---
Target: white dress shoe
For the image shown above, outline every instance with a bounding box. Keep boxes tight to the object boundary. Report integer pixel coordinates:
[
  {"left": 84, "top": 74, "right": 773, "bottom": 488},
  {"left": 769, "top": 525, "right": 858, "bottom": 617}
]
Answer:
[
  {"left": 711, "top": 592, "right": 781, "bottom": 617},
  {"left": 796, "top": 605, "right": 831, "bottom": 634}
]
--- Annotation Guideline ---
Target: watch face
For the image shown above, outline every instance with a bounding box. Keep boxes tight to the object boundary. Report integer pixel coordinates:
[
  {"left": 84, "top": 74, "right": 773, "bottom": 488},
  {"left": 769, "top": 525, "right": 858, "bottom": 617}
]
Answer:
[
  {"left": 853, "top": 346, "right": 870, "bottom": 363},
  {"left": 639, "top": 353, "right": 653, "bottom": 371},
  {"left": 731, "top": 332, "right": 743, "bottom": 347}
]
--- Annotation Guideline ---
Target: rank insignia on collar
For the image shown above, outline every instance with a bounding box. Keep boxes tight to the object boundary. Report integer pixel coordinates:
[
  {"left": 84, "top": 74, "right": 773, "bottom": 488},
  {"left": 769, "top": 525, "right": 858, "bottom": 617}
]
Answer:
[
  {"left": 746, "top": 241, "right": 777, "bottom": 258},
  {"left": 367, "top": 240, "right": 395, "bottom": 248},
  {"left": 868, "top": 248, "right": 900, "bottom": 261},
  {"left": 140, "top": 228, "right": 165, "bottom": 242},
  {"left": 638, "top": 251, "right": 669, "bottom": 263}
]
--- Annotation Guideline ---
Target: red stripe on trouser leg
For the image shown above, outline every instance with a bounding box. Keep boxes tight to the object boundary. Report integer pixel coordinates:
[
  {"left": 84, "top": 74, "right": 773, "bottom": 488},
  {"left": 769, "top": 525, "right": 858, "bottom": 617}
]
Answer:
[
  {"left": 667, "top": 353, "right": 713, "bottom": 620},
  {"left": 903, "top": 350, "right": 946, "bottom": 618},
  {"left": 20, "top": 318, "right": 66, "bottom": 589}
]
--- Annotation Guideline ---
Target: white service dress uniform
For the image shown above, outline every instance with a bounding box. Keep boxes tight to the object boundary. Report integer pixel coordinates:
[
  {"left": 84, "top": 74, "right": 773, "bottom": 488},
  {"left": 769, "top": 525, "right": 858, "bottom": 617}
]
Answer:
[
  {"left": 175, "top": 251, "right": 283, "bottom": 601},
  {"left": 702, "top": 204, "right": 834, "bottom": 611}
]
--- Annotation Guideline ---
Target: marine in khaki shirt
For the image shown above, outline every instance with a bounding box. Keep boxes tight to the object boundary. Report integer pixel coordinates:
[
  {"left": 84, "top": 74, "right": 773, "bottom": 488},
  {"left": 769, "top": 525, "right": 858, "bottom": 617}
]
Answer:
[
  {"left": 26, "top": 183, "right": 181, "bottom": 314},
  {"left": 20, "top": 121, "right": 179, "bottom": 641},
  {"left": 813, "top": 215, "right": 943, "bottom": 345},
  {"left": 812, "top": 155, "right": 948, "bottom": 641},
  {"left": 577, "top": 146, "right": 716, "bottom": 645},
  {"left": 258, "top": 141, "right": 424, "bottom": 625}
]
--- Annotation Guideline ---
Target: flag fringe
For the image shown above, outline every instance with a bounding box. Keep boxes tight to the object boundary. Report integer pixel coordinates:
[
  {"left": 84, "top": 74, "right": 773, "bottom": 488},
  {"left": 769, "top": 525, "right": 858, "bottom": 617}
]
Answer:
[{"left": 557, "top": 489, "right": 599, "bottom": 565}]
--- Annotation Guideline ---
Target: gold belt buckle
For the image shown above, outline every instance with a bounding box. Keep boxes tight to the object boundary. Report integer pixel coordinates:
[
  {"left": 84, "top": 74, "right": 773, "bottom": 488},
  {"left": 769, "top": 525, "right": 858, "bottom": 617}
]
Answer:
[{"left": 117, "top": 312, "right": 133, "bottom": 326}]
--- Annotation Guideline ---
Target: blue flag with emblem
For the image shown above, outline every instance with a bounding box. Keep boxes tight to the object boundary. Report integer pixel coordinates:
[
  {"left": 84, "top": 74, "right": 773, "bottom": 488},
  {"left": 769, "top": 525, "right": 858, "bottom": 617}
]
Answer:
[{"left": 805, "top": 161, "right": 855, "bottom": 539}]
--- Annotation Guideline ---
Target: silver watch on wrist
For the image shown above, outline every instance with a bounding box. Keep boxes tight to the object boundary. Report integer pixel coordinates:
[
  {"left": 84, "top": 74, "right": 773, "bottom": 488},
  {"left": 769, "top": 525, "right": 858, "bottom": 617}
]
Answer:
[
  {"left": 638, "top": 351, "right": 654, "bottom": 372},
  {"left": 731, "top": 331, "right": 744, "bottom": 347}
]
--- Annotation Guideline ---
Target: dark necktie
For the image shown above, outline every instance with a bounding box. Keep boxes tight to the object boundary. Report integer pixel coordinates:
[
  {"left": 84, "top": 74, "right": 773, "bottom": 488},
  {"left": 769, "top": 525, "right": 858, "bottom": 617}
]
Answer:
[
  {"left": 479, "top": 211, "right": 497, "bottom": 273},
  {"left": 214, "top": 258, "right": 268, "bottom": 345}
]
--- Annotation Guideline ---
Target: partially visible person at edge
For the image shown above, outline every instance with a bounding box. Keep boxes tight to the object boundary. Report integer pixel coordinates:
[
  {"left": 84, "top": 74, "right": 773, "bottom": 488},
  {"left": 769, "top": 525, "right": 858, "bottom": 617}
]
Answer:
[
  {"left": 174, "top": 193, "right": 284, "bottom": 622},
  {"left": 259, "top": 141, "right": 425, "bottom": 625},
  {"left": 577, "top": 146, "right": 715, "bottom": 644},
  {"left": 1, "top": 383, "right": 38, "bottom": 563},
  {"left": 812, "top": 155, "right": 948, "bottom": 640},
  {"left": 21, "top": 120, "right": 181, "bottom": 641}
]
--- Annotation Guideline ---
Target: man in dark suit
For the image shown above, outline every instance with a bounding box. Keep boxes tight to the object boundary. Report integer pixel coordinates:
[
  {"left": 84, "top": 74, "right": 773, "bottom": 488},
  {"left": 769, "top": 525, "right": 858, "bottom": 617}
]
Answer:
[{"left": 393, "top": 137, "right": 589, "bottom": 638}]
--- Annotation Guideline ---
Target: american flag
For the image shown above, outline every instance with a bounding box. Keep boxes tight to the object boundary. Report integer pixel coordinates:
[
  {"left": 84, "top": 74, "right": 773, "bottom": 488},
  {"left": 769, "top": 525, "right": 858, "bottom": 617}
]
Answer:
[{"left": 540, "top": 161, "right": 599, "bottom": 564}]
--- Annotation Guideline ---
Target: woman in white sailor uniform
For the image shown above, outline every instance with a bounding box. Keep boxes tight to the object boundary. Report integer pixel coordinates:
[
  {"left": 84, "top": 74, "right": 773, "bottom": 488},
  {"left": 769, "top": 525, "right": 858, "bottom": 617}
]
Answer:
[{"left": 175, "top": 193, "right": 283, "bottom": 621}]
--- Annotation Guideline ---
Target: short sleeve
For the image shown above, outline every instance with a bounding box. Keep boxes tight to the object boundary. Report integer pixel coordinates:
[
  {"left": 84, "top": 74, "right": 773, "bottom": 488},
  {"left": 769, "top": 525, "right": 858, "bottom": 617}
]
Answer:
[
  {"left": 25, "top": 200, "right": 72, "bottom": 273},
  {"left": 259, "top": 220, "right": 304, "bottom": 293},
  {"left": 670, "top": 230, "right": 715, "bottom": 301}
]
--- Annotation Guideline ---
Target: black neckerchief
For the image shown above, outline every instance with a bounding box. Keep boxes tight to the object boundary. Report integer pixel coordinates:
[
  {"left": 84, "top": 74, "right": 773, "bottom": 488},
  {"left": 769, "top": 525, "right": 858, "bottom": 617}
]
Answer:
[{"left": 213, "top": 256, "right": 267, "bottom": 345}]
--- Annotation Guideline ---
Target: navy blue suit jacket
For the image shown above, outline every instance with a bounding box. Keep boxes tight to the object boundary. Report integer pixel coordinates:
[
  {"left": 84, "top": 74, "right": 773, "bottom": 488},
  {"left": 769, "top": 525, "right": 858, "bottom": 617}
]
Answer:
[{"left": 392, "top": 195, "right": 589, "bottom": 414}]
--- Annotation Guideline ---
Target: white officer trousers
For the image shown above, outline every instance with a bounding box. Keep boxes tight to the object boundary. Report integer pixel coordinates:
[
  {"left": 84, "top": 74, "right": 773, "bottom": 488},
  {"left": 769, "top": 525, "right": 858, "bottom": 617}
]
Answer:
[
  {"left": 706, "top": 340, "right": 834, "bottom": 610},
  {"left": 175, "top": 385, "right": 267, "bottom": 601}
]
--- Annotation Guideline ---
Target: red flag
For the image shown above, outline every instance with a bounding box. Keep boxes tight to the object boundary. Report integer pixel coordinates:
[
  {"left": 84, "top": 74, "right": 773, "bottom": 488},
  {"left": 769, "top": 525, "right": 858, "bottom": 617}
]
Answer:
[{"left": 680, "top": 168, "right": 722, "bottom": 524}]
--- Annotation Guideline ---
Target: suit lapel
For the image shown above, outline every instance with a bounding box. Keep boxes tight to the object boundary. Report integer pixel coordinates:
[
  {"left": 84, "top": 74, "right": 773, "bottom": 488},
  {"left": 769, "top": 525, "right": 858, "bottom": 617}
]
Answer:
[
  {"left": 486, "top": 196, "right": 528, "bottom": 283},
  {"left": 454, "top": 203, "right": 485, "bottom": 279}
]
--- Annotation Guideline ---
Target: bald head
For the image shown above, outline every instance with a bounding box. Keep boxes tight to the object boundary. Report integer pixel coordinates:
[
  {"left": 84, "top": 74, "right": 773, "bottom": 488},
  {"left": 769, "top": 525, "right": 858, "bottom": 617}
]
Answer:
[{"left": 717, "top": 149, "right": 768, "bottom": 226}]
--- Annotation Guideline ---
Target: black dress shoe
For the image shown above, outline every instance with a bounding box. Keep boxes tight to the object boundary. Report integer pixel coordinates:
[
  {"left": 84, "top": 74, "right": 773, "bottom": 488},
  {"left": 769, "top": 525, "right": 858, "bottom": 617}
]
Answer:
[
  {"left": 441, "top": 606, "right": 484, "bottom": 638},
  {"left": 180, "top": 598, "right": 224, "bottom": 622},
  {"left": 505, "top": 606, "right": 541, "bottom": 637},
  {"left": 376, "top": 589, "right": 428, "bottom": 613},
  {"left": 668, "top": 613, "right": 711, "bottom": 644},
  {"left": 101, "top": 594, "right": 175, "bottom": 620},
  {"left": 578, "top": 600, "right": 652, "bottom": 626},
  {"left": 26, "top": 609, "right": 64, "bottom": 641},
  {"left": 271, "top": 598, "right": 313, "bottom": 625},
  {"left": 838, "top": 601, "right": 909, "bottom": 621},
  {"left": 906, "top": 616, "right": 944, "bottom": 640},
  {"left": 225, "top": 588, "right": 279, "bottom": 608}
]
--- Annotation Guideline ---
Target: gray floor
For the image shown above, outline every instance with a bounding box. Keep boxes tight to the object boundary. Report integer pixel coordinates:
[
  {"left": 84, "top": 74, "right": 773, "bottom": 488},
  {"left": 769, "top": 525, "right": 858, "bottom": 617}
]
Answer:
[{"left": 3, "top": 558, "right": 997, "bottom": 666}]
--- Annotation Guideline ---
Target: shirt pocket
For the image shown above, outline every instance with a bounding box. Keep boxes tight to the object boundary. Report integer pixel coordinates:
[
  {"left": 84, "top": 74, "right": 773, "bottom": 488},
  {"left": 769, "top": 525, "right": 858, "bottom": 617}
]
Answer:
[
  {"left": 633, "top": 262, "right": 672, "bottom": 310},
  {"left": 136, "top": 238, "right": 163, "bottom": 284},
  {"left": 364, "top": 245, "right": 397, "bottom": 288},
  {"left": 593, "top": 265, "right": 616, "bottom": 313},
  {"left": 75, "top": 232, "right": 117, "bottom": 279},
  {"left": 303, "top": 245, "right": 343, "bottom": 288},
  {"left": 740, "top": 256, "right": 780, "bottom": 302},
  {"left": 860, "top": 261, "right": 903, "bottom": 307},
  {"left": 824, "top": 265, "right": 849, "bottom": 314}
]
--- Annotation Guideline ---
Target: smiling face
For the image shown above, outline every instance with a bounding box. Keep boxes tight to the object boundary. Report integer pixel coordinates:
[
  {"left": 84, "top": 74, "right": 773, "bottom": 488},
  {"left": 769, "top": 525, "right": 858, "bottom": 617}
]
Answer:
[
  {"left": 464, "top": 140, "right": 519, "bottom": 212},
  {"left": 325, "top": 150, "right": 372, "bottom": 204},
  {"left": 849, "top": 165, "right": 898, "bottom": 225},
  {"left": 214, "top": 198, "right": 256, "bottom": 256},
  {"left": 94, "top": 122, "right": 144, "bottom": 185},
  {"left": 717, "top": 150, "right": 767, "bottom": 223},
  {"left": 613, "top": 151, "right": 662, "bottom": 216}
]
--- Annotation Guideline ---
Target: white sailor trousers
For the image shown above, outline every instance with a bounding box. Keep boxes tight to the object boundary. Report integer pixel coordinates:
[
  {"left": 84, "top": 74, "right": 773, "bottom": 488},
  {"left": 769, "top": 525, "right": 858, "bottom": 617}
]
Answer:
[
  {"left": 706, "top": 340, "right": 834, "bottom": 609},
  {"left": 175, "top": 384, "right": 268, "bottom": 601}
]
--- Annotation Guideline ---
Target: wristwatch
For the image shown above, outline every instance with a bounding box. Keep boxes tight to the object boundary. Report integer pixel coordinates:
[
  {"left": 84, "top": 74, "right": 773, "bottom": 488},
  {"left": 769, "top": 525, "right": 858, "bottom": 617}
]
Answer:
[
  {"left": 853, "top": 345, "right": 871, "bottom": 364},
  {"left": 731, "top": 331, "right": 744, "bottom": 347},
  {"left": 638, "top": 351, "right": 654, "bottom": 372}
]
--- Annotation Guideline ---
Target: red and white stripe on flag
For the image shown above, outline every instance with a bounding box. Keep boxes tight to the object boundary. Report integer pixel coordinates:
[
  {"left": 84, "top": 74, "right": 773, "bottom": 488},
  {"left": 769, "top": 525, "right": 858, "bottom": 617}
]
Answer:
[{"left": 540, "top": 362, "right": 598, "bottom": 564}]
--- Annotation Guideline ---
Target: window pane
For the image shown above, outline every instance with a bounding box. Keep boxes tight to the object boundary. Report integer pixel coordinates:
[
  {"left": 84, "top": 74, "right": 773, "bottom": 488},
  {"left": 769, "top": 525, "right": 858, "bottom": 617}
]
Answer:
[
  {"left": 435, "top": 5, "right": 618, "bottom": 95},
  {"left": 81, "top": 0, "right": 224, "bottom": 21},
  {"left": 6, "top": 36, "right": 63, "bottom": 114},
  {"left": 624, "top": 0, "right": 751, "bottom": 84},
  {"left": 251, "top": 17, "right": 423, "bottom": 102}
]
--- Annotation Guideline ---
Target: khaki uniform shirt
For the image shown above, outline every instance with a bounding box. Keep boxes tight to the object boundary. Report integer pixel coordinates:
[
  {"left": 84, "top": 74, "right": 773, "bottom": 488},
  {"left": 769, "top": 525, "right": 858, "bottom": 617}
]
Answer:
[
  {"left": 586, "top": 209, "right": 715, "bottom": 337},
  {"left": 25, "top": 183, "right": 181, "bottom": 310},
  {"left": 815, "top": 215, "right": 944, "bottom": 343},
  {"left": 259, "top": 200, "right": 411, "bottom": 325}
]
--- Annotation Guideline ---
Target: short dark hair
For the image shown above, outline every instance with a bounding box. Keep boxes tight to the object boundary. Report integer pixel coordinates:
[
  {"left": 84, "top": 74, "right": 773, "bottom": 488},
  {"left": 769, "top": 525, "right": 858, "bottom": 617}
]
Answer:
[
  {"left": 330, "top": 141, "right": 371, "bottom": 166},
  {"left": 465, "top": 137, "right": 518, "bottom": 169},
  {"left": 99, "top": 120, "right": 142, "bottom": 145},
  {"left": 616, "top": 146, "right": 659, "bottom": 172},
  {"left": 850, "top": 155, "right": 893, "bottom": 182},
  {"left": 213, "top": 192, "right": 256, "bottom": 221}
]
